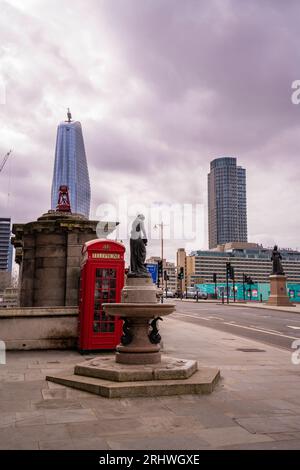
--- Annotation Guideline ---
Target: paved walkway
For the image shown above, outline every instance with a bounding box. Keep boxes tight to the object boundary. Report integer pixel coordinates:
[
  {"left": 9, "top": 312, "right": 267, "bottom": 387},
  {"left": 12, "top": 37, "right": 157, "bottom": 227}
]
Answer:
[{"left": 1, "top": 317, "right": 300, "bottom": 449}]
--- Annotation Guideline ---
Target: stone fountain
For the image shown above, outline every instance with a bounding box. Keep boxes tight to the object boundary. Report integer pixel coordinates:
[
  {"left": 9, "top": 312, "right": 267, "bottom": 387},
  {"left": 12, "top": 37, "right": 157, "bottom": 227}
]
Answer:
[
  {"left": 46, "top": 215, "right": 220, "bottom": 398},
  {"left": 104, "top": 276, "right": 174, "bottom": 365}
]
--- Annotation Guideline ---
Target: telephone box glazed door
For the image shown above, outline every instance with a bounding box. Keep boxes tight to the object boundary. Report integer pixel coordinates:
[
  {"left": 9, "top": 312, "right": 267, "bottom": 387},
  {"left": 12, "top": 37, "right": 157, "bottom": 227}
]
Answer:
[{"left": 78, "top": 240, "right": 125, "bottom": 352}]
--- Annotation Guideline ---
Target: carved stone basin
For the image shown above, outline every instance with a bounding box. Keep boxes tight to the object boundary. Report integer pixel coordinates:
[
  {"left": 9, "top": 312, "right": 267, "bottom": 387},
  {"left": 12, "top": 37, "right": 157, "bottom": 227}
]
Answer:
[
  {"left": 103, "top": 303, "right": 175, "bottom": 318},
  {"left": 103, "top": 302, "right": 175, "bottom": 365}
]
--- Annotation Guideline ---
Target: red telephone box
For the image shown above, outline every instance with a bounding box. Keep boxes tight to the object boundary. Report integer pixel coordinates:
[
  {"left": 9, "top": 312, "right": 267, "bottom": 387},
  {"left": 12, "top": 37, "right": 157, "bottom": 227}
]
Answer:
[{"left": 78, "top": 239, "right": 125, "bottom": 352}]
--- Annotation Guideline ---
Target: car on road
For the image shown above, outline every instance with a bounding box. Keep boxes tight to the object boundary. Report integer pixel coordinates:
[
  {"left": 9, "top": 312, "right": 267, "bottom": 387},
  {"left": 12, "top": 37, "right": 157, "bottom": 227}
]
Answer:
[
  {"left": 183, "top": 288, "right": 197, "bottom": 299},
  {"left": 197, "top": 291, "right": 208, "bottom": 300},
  {"left": 183, "top": 288, "right": 208, "bottom": 300},
  {"left": 163, "top": 290, "right": 175, "bottom": 298}
]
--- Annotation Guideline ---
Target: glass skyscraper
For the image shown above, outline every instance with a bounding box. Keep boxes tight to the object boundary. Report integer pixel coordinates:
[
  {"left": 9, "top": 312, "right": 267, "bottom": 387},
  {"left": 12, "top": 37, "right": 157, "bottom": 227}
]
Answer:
[
  {"left": 208, "top": 157, "right": 248, "bottom": 249},
  {"left": 51, "top": 118, "right": 91, "bottom": 218}
]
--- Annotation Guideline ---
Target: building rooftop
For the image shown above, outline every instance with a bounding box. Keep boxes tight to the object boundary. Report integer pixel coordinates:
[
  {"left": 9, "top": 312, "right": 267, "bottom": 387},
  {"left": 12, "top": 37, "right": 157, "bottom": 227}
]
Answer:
[{"left": 190, "top": 246, "right": 300, "bottom": 260}]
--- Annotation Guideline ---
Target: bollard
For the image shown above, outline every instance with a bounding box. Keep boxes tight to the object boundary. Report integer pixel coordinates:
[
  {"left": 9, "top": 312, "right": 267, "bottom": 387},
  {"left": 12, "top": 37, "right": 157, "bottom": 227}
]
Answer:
[{"left": 222, "top": 292, "right": 224, "bottom": 304}]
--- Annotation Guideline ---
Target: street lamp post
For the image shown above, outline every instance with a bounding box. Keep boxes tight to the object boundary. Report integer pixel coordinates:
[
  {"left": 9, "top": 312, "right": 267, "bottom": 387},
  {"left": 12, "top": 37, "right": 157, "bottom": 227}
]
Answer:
[{"left": 154, "top": 222, "right": 164, "bottom": 304}]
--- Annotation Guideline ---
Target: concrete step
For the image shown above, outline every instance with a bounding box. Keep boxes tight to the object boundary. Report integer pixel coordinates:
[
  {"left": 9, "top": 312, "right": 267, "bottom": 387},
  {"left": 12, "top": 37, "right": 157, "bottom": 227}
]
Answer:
[
  {"left": 46, "top": 367, "right": 221, "bottom": 399},
  {"left": 74, "top": 356, "right": 198, "bottom": 382}
]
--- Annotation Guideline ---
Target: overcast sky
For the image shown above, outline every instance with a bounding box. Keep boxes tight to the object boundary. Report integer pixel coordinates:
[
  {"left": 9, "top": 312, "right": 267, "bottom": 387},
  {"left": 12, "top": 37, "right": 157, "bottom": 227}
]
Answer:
[{"left": 0, "top": 0, "right": 300, "bottom": 262}]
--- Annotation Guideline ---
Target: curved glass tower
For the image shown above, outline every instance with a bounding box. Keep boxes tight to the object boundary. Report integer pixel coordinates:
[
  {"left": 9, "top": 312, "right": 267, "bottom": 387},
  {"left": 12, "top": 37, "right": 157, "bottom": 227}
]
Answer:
[
  {"left": 51, "top": 118, "right": 91, "bottom": 218},
  {"left": 208, "top": 157, "right": 248, "bottom": 249}
]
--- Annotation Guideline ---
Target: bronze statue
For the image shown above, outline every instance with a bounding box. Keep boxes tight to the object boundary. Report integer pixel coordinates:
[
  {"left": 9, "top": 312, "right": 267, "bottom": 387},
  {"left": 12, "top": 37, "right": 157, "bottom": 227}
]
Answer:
[
  {"left": 67, "top": 108, "right": 72, "bottom": 123},
  {"left": 271, "top": 245, "right": 285, "bottom": 275},
  {"left": 129, "top": 214, "right": 150, "bottom": 278}
]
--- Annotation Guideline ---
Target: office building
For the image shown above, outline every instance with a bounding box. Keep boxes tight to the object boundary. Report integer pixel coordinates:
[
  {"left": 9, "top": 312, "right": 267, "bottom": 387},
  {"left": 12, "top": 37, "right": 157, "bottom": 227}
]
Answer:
[
  {"left": 51, "top": 113, "right": 91, "bottom": 218},
  {"left": 189, "top": 243, "right": 300, "bottom": 285},
  {"left": 0, "top": 287, "right": 19, "bottom": 308},
  {"left": 0, "top": 218, "right": 12, "bottom": 271},
  {"left": 208, "top": 157, "right": 247, "bottom": 249}
]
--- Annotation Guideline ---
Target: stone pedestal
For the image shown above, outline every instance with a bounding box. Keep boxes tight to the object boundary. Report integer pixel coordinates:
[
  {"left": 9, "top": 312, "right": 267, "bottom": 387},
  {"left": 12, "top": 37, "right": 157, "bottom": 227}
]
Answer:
[
  {"left": 267, "top": 274, "right": 295, "bottom": 306},
  {"left": 116, "top": 315, "right": 161, "bottom": 364},
  {"left": 46, "top": 356, "right": 221, "bottom": 398},
  {"left": 11, "top": 211, "right": 99, "bottom": 307}
]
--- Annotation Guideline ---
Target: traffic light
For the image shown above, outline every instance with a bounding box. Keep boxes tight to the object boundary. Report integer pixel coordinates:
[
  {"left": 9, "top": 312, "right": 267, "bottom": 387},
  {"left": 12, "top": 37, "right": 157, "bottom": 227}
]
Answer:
[
  {"left": 244, "top": 274, "right": 253, "bottom": 284},
  {"left": 213, "top": 273, "right": 217, "bottom": 283},
  {"left": 226, "top": 263, "right": 234, "bottom": 280},
  {"left": 226, "top": 262, "right": 231, "bottom": 278},
  {"left": 157, "top": 260, "right": 163, "bottom": 277},
  {"left": 177, "top": 267, "right": 184, "bottom": 280},
  {"left": 164, "top": 270, "right": 169, "bottom": 281}
]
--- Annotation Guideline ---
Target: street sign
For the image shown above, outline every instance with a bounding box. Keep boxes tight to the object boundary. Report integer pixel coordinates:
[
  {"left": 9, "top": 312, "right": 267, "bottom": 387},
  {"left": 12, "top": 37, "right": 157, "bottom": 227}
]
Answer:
[{"left": 146, "top": 263, "right": 158, "bottom": 284}]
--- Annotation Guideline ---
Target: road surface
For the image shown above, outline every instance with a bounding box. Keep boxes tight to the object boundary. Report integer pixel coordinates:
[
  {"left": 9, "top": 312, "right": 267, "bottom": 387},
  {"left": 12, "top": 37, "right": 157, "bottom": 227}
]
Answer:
[{"left": 169, "top": 300, "right": 300, "bottom": 351}]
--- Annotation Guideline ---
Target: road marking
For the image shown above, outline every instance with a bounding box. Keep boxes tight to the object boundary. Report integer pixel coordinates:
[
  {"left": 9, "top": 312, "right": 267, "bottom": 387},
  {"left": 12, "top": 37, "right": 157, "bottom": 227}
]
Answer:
[
  {"left": 174, "top": 312, "right": 211, "bottom": 321},
  {"left": 173, "top": 312, "right": 299, "bottom": 340},
  {"left": 287, "top": 326, "right": 300, "bottom": 330},
  {"left": 221, "top": 322, "right": 299, "bottom": 340}
]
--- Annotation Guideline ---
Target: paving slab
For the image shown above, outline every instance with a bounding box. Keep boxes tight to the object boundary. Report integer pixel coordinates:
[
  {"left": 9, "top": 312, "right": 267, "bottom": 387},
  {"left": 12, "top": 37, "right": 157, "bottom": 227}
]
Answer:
[
  {"left": 32, "top": 399, "right": 83, "bottom": 410},
  {"left": 195, "top": 425, "right": 274, "bottom": 447},
  {"left": 236, "top": 415, "right": 300, "bottom": 434},
  {"left": 15, "top": 411, "right": 46, "bottom": 427},
  {"left": 0, "top": 423, "right": 71, "bottom": 445},
  {"left": 44, "top": 408, "right": 98, "bottom": 425},
  {"left": 66, "top": 418, "right": 147, "bottom": 439},
  {"left": 38, "top": 439, "right": 76, "bottom": 450},
  {"left": 72, "top": 437, "right": 110, "bottom": 450},
  {"left": 106, "top": 434, "right": 210, "bottom": 450},
  {"left": 220, "top": 439, "right": 300, "bottom": 450}
]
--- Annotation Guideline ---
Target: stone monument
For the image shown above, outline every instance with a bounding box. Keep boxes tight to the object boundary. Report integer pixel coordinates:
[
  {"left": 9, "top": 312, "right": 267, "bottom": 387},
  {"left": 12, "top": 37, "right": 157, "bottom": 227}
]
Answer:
[
  {"left": 267, "top": 245, "right": 294, "bottom": 307},
  {"left": 12, "top": 187, "right": 119, "bottom": 308},
  {"left": 12, "top": 210, "right": 99, "bottom": 307},
  {"left": 47, "top": 215, "right": 220, "bottom": 398}
]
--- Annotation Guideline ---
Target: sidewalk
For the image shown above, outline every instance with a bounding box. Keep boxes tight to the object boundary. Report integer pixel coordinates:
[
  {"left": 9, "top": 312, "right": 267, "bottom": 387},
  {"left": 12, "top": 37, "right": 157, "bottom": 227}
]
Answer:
[
  {"left": 1, "top": 316, "right": 300, "bottom": 449},
  {"left": 175, "top": 298, "right": 300, "bottom": 314}
]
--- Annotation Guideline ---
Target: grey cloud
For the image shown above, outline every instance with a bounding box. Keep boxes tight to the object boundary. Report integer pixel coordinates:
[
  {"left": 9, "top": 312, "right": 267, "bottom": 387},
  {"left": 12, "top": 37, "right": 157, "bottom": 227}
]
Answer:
[{"left": 0, "top": 0, "right": 299, "bottom": 258}]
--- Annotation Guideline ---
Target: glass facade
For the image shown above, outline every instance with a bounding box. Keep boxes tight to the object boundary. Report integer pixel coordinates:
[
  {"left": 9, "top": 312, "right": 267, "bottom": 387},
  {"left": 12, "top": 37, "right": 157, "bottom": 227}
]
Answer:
[
  {"left": 0, "top": 218, "right": 12, "bottom": 271},
  {"left": 208, "top": 157, "right": 248, "bottom": 249},
  {"left": 51, "top": 120, "right": 91, "bottom": 218}
]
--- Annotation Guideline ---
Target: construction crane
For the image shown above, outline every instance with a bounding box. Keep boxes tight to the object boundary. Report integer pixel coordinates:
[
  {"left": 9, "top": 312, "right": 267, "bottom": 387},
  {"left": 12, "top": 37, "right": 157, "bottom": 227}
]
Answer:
[{"left": 0, "top": 150, "right": 12, "bottom": 173}]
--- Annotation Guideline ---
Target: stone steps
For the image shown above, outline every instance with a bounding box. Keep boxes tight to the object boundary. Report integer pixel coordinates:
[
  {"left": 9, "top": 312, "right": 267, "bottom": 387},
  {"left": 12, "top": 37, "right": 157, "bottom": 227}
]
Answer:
[{"left": 46, "top": 366, "right": 220, "bottom": 399}]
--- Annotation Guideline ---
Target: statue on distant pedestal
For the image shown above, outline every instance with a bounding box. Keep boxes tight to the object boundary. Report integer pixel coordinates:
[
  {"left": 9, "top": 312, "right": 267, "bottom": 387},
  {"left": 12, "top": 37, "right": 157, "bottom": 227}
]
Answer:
[
  {"left": 67, "top": 108, "right": 72, "bottom": 123},
  {"left": 271, "top": 245, "right": 285, "bottom": 275},
  {"left": 129, "top": 214, "right": 150, "bottom": 278}
]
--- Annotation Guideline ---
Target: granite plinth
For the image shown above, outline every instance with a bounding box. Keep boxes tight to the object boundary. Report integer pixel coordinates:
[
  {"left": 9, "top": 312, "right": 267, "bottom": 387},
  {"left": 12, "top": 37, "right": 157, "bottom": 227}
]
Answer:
[
  {"left": 46, "top": 354, "right": 220, "bottom": 398},
  {"left": 74, "top": 356, "right": 198, "bottom": 382},
  {"left": 267, "top": 275, "right": 295, "bottom": 307}
]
